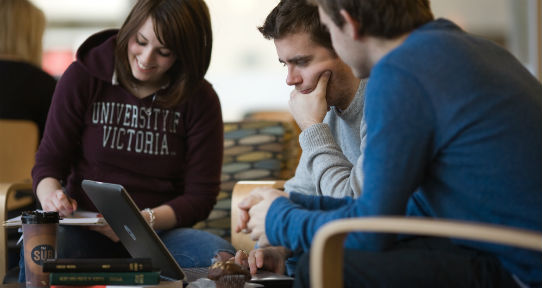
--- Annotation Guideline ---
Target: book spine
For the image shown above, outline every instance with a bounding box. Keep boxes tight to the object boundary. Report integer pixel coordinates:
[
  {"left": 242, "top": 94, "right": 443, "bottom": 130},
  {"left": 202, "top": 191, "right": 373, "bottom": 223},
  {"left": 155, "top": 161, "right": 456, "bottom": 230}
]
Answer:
[
  {"left": 49, "top": 271, "right": 160, "bottom": 285},
  {"left": 43, "top": 259, "right": 152, "bottom": 272}
]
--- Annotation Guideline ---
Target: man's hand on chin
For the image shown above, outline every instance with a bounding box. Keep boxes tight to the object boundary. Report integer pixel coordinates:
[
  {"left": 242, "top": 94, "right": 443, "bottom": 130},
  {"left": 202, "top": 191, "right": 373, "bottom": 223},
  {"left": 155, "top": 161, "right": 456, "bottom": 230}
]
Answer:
[{"left": 289, "top": 71, "right": 331, "bottom": 130}]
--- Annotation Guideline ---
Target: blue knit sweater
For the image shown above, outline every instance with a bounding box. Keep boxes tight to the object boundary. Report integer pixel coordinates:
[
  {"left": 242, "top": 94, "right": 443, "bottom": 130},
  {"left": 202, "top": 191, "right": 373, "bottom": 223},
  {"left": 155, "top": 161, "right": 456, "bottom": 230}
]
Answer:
[{"left": 266, "top": 19, "right": 542, "bottom": 286}]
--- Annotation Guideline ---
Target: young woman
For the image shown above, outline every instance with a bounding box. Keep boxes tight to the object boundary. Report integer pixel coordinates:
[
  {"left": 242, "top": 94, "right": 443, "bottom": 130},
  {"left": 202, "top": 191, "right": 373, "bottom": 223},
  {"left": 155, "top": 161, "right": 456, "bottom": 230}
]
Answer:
[{"left": 21, "top": 0, "right": 235, "bottom": 280}]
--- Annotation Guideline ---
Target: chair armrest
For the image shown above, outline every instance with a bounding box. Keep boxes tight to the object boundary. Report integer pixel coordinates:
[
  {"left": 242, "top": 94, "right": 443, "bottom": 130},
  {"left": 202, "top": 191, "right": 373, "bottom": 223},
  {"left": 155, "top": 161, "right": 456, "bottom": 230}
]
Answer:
[
  {"left": 230, "top": 180, "right": 285, "bottom": 252},
  {"left": 310, "top": 217, "right": 542, "bottom": 288},
  {"left": 0, "top": 181, "right": 34, "bottom": 282}
]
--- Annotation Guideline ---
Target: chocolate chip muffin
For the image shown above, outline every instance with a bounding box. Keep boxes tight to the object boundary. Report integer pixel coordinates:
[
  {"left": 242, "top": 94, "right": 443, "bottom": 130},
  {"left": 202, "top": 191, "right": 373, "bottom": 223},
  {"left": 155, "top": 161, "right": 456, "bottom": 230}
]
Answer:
[{"left": 208, "top": 260, "right": 251, "bottom": 288}]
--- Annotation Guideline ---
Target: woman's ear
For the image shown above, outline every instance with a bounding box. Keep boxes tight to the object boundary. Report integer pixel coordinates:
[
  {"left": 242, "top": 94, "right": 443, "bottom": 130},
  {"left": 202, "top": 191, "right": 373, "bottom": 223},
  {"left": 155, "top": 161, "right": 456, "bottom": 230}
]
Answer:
[{"left": 339, "top": 9, "right": 362, "bottom": 40}]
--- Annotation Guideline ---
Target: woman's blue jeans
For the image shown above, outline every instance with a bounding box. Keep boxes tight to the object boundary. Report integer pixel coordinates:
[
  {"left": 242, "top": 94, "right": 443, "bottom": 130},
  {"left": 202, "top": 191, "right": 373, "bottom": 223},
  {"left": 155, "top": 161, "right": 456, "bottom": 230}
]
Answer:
[{"left": 19, "top": 225, "right": 235, "bottom": 282}]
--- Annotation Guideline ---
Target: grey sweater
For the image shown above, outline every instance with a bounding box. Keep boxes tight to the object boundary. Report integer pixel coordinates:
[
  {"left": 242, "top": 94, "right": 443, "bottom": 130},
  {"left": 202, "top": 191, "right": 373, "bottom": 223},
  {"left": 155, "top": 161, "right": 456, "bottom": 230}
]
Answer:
[{"left": 284, "top": 79, "right": 367, "bottom": 198}]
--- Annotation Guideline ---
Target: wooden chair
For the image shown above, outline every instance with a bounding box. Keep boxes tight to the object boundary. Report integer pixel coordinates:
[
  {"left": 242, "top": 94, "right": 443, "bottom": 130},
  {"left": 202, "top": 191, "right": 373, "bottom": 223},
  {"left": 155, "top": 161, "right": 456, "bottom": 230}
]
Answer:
[
  {"left": 0, "top": 119, "right": 39, "bottom": 281},
  {"left": 310, "top": 217, "right": 542, "bottom": 288}
]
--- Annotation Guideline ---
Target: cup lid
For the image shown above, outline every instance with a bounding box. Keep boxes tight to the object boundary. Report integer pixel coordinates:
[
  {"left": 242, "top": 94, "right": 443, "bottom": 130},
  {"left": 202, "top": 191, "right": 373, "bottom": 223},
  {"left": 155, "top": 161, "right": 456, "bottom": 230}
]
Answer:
[{"left": 21, "top": 210, "right": 59, "bottom": 224}]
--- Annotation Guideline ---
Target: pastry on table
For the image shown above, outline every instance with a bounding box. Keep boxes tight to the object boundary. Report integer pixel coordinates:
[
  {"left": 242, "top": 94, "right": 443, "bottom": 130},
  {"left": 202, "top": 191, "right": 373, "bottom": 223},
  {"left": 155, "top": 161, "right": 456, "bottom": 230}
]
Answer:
[{"left": 208, "top": 259, "right": 251, "bottom": 288}]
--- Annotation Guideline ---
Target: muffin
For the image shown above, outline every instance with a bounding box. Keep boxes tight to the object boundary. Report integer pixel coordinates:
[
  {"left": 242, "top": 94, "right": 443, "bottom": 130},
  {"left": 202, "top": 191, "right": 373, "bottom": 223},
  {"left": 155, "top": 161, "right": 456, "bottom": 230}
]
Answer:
[{"left": 208, "top": 259, "right": 251, "bottom": 288}]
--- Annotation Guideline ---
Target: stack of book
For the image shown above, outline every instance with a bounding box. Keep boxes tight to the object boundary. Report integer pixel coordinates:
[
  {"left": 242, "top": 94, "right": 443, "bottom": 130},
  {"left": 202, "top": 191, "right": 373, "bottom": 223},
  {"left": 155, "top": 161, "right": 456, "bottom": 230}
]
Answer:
[{"left": 44, "top": 258, "right": 160, "bottom": 287}]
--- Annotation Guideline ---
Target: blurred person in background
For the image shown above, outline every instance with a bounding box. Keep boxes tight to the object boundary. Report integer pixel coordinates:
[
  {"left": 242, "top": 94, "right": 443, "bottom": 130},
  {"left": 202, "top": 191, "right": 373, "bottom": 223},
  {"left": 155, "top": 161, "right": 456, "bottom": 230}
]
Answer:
[
  {"left": 20, "top": 0, "right": 235, "bottom": 282},
  {"left": 0, "top": 0, "right": 56, "bottom": 139}
]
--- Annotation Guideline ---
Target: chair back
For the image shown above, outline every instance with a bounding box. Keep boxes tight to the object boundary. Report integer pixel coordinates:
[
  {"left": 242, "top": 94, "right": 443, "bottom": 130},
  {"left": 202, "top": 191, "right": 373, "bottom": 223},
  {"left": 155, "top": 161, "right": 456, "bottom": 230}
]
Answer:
[
  {"left": 310, "top": 217, "right": 542, "bottom": 288},
  {"left": 0, "top": 119, "right": 39, "bottom": 182},
  {"left": 0, "top": 120, "right": 39, "bottom": 281}
]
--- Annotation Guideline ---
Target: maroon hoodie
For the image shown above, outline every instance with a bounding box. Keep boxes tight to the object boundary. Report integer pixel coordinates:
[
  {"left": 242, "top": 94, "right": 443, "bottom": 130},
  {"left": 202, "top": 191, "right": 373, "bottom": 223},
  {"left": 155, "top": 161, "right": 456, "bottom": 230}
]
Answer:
[{"left": 32, "top": 30, "right": 224, "bottom": 227}]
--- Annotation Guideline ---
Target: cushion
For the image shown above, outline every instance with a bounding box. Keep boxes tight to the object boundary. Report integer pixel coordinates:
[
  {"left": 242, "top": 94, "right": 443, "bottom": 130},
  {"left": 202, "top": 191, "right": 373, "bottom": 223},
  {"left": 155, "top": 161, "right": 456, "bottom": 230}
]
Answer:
[{"left": 193, "top": 120, "right": 300, "bottom": 240}]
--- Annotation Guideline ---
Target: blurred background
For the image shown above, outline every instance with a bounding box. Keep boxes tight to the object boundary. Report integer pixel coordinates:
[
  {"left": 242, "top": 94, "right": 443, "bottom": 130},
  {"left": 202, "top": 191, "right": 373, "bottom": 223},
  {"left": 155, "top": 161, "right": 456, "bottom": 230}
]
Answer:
[{"left": 32, "top": 0, "right": 542, "bottom": 121}]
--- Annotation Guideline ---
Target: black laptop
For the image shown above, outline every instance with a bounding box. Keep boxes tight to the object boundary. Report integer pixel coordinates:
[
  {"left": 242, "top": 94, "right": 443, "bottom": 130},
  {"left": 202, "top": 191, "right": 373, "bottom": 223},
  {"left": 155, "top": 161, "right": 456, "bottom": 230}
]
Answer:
[
  {"left": 81, "top": 179, "right": 185, "bottom": 281},
  {"left": 81, "top": 179, "right": 293, "bottom": 287}
]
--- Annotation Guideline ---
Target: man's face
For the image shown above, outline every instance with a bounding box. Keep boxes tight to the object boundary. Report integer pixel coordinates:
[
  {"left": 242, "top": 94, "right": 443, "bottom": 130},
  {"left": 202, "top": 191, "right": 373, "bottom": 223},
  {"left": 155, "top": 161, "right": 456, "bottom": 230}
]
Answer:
[
  {"left": 274, "top": 31, "right": 356, "bottom": 110},
  {"left": 318, "top": 7, "right": 370, "bottom": 79}
]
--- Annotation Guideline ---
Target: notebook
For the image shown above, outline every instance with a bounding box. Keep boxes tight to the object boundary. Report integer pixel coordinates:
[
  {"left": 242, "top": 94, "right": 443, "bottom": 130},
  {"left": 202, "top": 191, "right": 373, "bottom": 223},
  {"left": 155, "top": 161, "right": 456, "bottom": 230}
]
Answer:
[
  {"left": 4, "top": 210, "right": 106, "bottom": 227},
  {"left": 81, "top": 179, "right": 294, "bottom": 287}
]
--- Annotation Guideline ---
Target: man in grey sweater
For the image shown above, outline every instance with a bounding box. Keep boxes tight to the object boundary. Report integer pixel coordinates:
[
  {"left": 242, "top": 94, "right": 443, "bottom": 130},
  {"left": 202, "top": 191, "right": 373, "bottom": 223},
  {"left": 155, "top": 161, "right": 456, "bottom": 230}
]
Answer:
[
  {"left": 233, "top": 0, "right": 367, "bottom": 276},
  {"left": 259, "top": 0, "right": 367, "bottom": 199}
]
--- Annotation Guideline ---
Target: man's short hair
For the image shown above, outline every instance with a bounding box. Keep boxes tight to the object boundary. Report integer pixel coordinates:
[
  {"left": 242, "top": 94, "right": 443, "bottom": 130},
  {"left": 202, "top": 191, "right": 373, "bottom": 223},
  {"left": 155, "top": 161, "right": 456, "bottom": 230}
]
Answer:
[
  {"left": 309, "top": 0, "right": 434, "bottom": 39},
  {"left": 258, "top": 0, "right": 334, "bottom": 52}
]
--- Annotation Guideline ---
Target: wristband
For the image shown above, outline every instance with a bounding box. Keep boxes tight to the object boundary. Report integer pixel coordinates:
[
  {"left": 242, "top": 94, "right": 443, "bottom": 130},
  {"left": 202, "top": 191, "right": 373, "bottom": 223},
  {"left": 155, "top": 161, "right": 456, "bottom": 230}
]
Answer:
[{"left": 143, "top": 208, "right": 155, "bottom": 228}]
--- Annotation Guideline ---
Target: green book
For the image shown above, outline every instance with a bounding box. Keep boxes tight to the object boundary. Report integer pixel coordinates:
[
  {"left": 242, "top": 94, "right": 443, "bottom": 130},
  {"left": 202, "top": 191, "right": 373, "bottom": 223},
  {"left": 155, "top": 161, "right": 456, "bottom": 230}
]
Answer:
[{"left": 49, "top": 271, "right": 160, "bottom": 285}]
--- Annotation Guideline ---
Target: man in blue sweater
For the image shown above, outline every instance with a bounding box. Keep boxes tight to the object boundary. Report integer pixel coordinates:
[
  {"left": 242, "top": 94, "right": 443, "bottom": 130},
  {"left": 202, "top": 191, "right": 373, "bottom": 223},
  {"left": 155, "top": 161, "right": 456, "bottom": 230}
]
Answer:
[{"left": 236, "top": 0, "right": 542, "bottom": 287}]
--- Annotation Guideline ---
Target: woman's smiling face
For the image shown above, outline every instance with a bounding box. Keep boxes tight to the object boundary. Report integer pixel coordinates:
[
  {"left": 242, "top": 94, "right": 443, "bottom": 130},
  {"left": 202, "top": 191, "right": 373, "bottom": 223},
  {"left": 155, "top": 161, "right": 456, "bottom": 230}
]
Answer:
[{"left": 127, "top": 16, "right": 176, "bottom": 87}]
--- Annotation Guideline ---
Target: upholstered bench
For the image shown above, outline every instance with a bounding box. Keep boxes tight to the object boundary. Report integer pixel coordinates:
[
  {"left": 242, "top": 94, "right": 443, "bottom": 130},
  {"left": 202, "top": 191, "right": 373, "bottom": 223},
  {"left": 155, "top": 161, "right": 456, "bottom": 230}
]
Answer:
[{"left": 193, "top": 120, "right": 300, "bottom": 242}]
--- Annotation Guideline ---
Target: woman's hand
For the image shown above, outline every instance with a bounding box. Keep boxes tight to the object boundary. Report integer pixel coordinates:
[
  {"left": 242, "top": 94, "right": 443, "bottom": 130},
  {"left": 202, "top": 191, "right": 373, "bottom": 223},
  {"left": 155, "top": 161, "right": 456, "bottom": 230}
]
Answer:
[
  {"left": 89, "top": 224, "right": 120, "bottom": 242},
  {"left": 36, "top": 177, "right": 77, "bottom": 217}
]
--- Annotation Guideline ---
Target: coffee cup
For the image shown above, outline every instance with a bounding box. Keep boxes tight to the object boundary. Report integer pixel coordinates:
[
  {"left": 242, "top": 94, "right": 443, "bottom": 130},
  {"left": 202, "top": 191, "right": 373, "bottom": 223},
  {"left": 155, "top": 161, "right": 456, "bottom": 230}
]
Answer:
[{"left": 22, "top": 210, "right": 59, "bottom": 288}]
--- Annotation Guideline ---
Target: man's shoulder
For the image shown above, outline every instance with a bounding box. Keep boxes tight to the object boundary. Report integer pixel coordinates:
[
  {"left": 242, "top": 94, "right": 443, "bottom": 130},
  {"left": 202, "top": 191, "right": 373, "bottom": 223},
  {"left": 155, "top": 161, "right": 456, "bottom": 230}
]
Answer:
[{"left": 323, "top": 107, "right": 337, "bottom": 124}]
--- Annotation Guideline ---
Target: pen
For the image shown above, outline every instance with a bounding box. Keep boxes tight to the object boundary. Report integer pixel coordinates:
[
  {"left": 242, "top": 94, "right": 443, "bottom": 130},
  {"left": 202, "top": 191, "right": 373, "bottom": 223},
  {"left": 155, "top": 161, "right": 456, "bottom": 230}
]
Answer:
[
  {"left": 16, "top": 227, "right": 23, "bottom": 245},
  {"left": 60, "top": 180, "right": 75, "bottom": 216}
]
